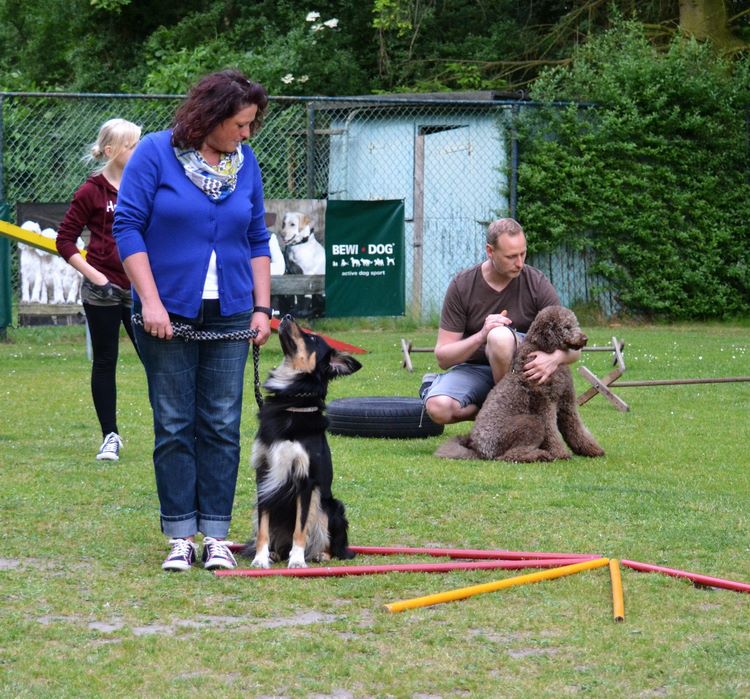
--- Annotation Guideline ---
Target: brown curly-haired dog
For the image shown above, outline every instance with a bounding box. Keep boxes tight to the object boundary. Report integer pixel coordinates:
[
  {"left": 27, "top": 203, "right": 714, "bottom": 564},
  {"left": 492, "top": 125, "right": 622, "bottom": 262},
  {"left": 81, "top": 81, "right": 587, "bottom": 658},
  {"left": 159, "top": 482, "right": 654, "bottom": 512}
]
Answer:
[{"left": 435, "top": 305, "right": 605, "bottom": 463}]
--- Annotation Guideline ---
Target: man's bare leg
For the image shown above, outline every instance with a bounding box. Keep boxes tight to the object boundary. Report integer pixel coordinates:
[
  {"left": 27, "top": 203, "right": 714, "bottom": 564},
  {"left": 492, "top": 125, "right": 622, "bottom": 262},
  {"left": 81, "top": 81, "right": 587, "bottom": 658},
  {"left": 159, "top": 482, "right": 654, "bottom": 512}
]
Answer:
[
  {"left": 424, "top": 395, "right": 479, "bottom": 425},
  {"left": 485, "top": 326, "right": 517, "bottom": 382}
]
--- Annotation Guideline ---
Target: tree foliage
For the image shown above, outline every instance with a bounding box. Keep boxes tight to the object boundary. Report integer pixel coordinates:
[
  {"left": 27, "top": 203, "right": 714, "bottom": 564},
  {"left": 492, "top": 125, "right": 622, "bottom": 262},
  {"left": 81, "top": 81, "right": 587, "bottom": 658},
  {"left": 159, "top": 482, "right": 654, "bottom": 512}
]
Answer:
[
  {"left": 517, "top": 18, "right": 750, "bottom": 319},
  {"left": 1, "top": 1, "right": 745, "bottom": 95}
]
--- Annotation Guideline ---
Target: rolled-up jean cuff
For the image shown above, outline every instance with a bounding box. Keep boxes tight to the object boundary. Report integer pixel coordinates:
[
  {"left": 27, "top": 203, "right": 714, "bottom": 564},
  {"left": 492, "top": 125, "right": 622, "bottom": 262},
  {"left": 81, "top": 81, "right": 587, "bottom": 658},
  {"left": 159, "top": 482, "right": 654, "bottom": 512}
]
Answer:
[
  {"left": 160, "top": 511, "right": 198, "bottom": 539},
  {"left": 198, "top": 514, "right": 232, "bottom": 539}
]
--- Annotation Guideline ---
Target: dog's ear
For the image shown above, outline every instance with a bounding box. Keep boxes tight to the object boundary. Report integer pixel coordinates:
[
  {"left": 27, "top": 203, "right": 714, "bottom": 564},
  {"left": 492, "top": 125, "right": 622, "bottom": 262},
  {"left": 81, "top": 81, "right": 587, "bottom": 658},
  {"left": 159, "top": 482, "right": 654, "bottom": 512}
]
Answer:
[{"left": 328, "top": 351, "right": 362, "bottom": 378}]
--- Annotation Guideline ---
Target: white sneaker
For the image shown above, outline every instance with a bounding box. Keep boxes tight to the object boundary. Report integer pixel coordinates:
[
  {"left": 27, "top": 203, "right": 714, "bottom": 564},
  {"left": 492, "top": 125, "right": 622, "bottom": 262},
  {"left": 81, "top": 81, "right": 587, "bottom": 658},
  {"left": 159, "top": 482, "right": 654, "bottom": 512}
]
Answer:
[
  {"left": 202, "top": 537, "right": 237, "bottom": 570},
  {"left": 96, "top": 432, "right": 123, "bottom": 461}
]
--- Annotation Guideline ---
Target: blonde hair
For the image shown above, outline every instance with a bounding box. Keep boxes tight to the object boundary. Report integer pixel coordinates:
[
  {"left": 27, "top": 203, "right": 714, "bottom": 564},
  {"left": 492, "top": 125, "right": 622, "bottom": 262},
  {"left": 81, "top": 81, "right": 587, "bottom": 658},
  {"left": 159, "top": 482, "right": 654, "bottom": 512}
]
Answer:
[
  {"left": 487, "top": 218, "right": 525, "bottom": 247},
  {"left": 87, "top": 118, "right": 141, "bottom": 171}
]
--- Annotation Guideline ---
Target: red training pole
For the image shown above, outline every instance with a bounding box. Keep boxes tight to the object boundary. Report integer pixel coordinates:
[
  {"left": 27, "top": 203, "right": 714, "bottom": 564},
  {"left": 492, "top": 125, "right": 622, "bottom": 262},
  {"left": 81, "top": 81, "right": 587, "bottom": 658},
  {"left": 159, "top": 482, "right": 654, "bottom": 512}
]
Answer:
[
  {"left": 348, "top": 545, "right": 599, "bottom": 560},
  {"left": 621, "top": 559, "right": 750, "bottom": 594},
  {"left": 214, "top": 558, "right": 589, "bottom": 578}
]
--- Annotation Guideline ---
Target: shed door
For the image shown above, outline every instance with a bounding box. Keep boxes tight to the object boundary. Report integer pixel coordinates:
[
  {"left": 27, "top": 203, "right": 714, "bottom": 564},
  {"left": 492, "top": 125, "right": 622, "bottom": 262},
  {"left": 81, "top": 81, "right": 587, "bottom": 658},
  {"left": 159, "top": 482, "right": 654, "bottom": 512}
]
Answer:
[{"left": 413, "top": 125, "right": 505, "bottom": 318}]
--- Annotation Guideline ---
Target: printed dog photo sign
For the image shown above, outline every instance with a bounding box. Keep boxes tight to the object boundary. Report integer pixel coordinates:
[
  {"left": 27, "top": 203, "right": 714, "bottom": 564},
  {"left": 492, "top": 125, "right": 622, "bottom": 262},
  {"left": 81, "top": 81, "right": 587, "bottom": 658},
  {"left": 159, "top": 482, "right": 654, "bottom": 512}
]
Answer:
[{"left": 265, "top": 198, "right": 405, "bottom": 318}]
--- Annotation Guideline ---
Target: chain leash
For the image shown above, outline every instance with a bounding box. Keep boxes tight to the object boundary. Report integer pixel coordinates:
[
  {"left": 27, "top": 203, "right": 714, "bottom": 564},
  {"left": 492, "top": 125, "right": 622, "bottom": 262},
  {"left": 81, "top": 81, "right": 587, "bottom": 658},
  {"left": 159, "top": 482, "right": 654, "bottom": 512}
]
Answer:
[{"left": 131, "top": 313, "right": 264, "bottom": 408}]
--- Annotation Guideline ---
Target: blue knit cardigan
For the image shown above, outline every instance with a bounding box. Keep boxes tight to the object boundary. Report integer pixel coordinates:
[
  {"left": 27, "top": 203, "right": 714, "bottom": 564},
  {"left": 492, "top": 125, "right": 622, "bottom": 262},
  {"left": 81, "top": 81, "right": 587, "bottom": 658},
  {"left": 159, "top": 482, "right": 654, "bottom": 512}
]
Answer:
[{"left": 113, "top": 130, "right": 271, "bottom": 318}]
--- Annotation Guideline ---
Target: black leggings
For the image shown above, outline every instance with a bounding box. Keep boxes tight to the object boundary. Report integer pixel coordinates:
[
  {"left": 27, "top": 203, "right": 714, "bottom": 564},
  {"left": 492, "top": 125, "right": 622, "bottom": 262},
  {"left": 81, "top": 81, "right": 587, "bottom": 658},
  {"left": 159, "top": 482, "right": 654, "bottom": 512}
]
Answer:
[{"left": 83, "top": 302, "right": 139, "bottom": 437}]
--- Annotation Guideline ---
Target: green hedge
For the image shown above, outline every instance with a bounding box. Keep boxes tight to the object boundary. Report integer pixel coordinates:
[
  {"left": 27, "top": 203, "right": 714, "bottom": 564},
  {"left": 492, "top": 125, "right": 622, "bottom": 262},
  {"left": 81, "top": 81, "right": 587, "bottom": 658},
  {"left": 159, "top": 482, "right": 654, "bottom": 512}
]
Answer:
[{"left": 516, "top": 19, "right": 750, "bottom": 320}]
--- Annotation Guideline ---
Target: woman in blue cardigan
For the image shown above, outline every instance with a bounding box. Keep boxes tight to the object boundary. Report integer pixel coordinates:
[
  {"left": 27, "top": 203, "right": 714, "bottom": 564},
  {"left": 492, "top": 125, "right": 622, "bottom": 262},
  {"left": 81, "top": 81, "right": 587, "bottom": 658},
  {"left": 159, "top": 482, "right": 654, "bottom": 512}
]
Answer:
[{"left": 114, "top": 70, "right": 273, "bottom": 572}]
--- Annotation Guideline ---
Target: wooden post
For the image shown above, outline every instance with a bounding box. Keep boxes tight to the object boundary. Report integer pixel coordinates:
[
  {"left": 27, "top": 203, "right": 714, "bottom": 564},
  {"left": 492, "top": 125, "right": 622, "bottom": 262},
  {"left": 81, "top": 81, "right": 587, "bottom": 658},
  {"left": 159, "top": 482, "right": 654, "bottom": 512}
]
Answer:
[{"left": 401, "top": 338, "right": 414, "bottom": 372}]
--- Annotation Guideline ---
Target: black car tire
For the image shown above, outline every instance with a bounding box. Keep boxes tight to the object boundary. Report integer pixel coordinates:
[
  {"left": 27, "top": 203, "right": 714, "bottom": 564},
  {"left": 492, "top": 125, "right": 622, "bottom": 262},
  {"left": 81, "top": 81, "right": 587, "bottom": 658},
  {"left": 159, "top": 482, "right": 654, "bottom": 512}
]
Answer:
[{"left": 327, "top": 396, "right": 444, "bottom": 439}]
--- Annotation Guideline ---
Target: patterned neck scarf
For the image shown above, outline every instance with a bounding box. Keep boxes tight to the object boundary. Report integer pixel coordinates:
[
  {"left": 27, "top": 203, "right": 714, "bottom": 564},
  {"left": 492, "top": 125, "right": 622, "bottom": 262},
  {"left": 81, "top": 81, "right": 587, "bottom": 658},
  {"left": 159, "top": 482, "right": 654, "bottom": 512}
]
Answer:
[{"left": 174, "top": 146, "right": 244, "bottom": 201}]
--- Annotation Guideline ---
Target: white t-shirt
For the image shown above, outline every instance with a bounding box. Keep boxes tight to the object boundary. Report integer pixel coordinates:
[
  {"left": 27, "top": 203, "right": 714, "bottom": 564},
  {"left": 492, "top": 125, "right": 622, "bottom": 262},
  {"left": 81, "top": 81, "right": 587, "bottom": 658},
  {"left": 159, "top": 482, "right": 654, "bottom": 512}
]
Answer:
[{"left": 202, "top": 250, "right": 219, "bottom": 299}]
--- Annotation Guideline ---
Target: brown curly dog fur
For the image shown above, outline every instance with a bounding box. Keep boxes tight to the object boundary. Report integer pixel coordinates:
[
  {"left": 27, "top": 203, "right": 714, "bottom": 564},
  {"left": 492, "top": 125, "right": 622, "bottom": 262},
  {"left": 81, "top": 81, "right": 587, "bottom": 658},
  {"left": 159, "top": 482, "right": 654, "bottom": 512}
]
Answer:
[{"left": 434, "top": 305, "right": 605, "bottom": 463}]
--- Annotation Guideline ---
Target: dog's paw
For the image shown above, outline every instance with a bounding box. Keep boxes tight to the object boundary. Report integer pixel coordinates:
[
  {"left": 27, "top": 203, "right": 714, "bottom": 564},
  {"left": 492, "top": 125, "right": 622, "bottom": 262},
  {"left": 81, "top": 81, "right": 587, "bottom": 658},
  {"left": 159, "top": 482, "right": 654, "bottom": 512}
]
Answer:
[
  {"left": 251, "top": 555, "right": 271, "bottom": 569},
  {"left": 288, "top": 545, "right": 307, "bottom": 568},
  {"left": 583, "top": 445, "right": 606, "bottom": 458}
]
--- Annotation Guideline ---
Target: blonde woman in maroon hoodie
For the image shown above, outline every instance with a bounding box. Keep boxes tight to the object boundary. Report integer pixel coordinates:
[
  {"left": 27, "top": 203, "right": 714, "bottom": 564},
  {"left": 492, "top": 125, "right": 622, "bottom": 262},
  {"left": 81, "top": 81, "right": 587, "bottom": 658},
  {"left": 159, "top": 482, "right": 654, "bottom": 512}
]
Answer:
[{"left": 56, "top": 118, "right": 141, "bottom": 461}]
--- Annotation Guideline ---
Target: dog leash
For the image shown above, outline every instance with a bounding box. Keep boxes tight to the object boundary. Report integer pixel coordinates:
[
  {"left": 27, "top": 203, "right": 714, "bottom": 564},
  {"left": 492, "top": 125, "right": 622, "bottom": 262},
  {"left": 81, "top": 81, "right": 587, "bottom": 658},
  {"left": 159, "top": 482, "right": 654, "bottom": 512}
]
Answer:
[
  {"left": 509, "top": 327, "right": 520, "bottom": 373},
  {"left": 131, "top": 313, "right": 264, "bottom": 409}
]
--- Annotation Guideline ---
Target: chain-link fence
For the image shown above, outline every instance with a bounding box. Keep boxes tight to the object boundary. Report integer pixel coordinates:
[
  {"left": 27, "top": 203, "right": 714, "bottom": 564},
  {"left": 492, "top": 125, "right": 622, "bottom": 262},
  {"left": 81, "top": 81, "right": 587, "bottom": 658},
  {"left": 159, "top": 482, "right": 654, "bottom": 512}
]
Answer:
[{"left": 1, "top": 92, "right": 607, "bottom": 322}]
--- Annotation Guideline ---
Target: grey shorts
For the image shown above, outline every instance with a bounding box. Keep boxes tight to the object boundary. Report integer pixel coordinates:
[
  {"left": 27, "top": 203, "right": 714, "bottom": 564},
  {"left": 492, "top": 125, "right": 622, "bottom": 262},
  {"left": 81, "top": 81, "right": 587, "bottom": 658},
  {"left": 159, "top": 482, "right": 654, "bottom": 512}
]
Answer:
[
  {"left": 423, "top": 331, "right": 526, "bottom": 409},
  {"left": 422, "top": 363, "right": 495, "bottom": 409}
]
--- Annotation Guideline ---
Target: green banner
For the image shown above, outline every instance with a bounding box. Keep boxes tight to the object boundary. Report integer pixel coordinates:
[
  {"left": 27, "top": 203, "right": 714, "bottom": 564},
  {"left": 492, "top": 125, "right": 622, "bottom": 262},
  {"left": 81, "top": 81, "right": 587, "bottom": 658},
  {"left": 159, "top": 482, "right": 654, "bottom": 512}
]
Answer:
[{"left": 325, "top": 200, "right": 405, "bottom": 317}]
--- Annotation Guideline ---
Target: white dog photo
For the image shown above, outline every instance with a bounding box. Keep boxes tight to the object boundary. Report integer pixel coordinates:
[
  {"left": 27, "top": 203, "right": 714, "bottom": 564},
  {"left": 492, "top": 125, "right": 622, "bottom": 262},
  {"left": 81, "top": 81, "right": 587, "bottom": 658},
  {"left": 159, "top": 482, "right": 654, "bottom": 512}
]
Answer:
[{"left": 279, "top": 211, "right": 325, "bottom": 275}]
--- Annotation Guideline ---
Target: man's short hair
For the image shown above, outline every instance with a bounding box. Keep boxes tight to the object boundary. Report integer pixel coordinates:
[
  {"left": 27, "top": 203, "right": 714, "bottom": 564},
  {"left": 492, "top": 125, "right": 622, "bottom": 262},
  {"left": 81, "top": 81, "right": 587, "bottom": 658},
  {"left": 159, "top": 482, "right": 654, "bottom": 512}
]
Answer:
[{"left": 487, "top": 218, "right": 524, "bottom": 247}]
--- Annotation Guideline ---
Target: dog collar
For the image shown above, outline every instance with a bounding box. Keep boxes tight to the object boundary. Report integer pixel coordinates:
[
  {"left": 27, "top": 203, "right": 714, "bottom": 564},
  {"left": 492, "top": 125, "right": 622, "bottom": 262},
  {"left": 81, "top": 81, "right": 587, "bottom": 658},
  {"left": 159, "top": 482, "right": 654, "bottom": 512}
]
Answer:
[
  {"left": 286, "top": 406, "right": 320, "bottom": 413},
  {"left": 286, "top": 233, "right": 313, "bottom": 246}
]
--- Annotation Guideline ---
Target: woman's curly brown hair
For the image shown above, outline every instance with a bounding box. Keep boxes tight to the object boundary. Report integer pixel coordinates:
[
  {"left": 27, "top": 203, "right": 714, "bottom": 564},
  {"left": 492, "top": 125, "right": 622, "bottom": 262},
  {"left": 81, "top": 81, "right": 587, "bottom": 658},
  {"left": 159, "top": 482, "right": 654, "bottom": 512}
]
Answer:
[{"left": 172, "top": 70, "right": 269, "bottom": 150}]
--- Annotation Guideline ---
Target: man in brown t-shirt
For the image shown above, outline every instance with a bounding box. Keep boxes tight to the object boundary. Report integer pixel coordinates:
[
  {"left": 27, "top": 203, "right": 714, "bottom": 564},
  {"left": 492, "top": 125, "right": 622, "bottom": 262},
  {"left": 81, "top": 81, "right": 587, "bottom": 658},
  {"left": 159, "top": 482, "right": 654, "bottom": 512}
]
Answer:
[{"left": 422, "top": 218, "right": 581, "bottom": 424}]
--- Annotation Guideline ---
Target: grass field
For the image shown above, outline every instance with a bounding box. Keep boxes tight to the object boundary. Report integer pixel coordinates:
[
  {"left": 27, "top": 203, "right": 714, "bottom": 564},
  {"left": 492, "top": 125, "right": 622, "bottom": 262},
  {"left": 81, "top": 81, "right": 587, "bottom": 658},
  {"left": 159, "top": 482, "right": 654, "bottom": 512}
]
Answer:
[{"left": 1, "top": 319, "right": 749, "bottom": 698}]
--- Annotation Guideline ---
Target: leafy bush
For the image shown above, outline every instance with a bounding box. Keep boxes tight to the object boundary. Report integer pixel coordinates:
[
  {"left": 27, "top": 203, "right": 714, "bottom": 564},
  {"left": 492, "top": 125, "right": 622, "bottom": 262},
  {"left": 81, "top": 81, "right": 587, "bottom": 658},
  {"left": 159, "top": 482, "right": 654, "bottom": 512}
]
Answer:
[{"left": 517, "top": 19, "right": 750, "bottom": 320}]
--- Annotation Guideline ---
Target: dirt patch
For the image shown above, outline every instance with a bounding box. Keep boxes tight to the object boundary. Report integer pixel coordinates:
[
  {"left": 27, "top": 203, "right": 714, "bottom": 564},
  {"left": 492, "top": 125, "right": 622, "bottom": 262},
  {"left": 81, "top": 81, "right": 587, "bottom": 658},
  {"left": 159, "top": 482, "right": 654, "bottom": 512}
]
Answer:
[
  {"left": 261, "top": 611, "right": 338, "bottom": 628},
  {"left": 468, "top": 628, "right": 533, "bottom": 644},
  {"left": 507, "top": 646, "right": 560, "bottom": 659},
  {"left": 36, "top": 610, "right": 339, "bottom": 637},
  {"left": 89, "top": 620, "right": 125, "bottom": 633}
]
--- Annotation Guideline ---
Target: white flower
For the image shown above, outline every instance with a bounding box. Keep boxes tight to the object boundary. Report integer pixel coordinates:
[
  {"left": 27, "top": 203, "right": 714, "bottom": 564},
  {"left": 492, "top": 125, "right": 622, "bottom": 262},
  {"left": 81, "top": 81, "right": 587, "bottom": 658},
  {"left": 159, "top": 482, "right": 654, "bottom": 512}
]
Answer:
[
  {"left": 323, "top": 18, "right": 339, "bottom": 28},
  {"left": 306, "top": 11, "right": 320, "bottom": 22},
  {"left": 281, "top": 74, "right": 295, "bottom": 84},
  {"left": 311, "top": 24, "right": 324, "bottom": 32},
  {"left": 297, "top": 75, "right": 309, "bottom": 83}
]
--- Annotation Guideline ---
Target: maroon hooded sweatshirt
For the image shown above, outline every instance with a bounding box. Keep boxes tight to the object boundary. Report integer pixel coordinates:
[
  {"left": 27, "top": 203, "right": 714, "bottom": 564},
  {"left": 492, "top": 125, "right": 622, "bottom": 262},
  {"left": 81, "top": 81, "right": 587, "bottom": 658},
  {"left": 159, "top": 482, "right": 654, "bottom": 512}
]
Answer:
[{"left": 56, "top": 173, "right": 130, "bottom": 289}]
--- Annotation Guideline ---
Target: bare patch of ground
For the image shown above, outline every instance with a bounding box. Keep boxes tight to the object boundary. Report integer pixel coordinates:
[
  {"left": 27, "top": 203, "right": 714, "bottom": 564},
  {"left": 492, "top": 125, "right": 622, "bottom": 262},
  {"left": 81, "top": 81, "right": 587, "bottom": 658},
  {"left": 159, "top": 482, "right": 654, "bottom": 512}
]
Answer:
[{"left": 35, "top": 610, "right": 340, "bottom": 637}]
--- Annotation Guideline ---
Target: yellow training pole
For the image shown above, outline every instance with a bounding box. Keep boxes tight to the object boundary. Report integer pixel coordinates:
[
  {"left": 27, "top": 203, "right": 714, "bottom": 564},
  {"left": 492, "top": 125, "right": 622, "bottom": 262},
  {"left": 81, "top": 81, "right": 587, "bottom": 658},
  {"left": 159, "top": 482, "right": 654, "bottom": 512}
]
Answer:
[
  {"left": 385, "top": 557, "right": 610, "bottom": 613},
  {"left": 0, "top": 219, "right": 86, "bottom": 257},
  {"left": 609, "top": 559, "right": 625, "bottom": 622}
]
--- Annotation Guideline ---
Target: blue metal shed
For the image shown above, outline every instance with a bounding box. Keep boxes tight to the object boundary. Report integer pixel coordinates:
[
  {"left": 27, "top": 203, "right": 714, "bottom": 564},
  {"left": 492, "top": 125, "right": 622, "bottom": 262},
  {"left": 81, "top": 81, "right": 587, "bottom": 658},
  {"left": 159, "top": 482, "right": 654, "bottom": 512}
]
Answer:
[{"left": 327, "top": 97, "right": 510, "bottom": 319}]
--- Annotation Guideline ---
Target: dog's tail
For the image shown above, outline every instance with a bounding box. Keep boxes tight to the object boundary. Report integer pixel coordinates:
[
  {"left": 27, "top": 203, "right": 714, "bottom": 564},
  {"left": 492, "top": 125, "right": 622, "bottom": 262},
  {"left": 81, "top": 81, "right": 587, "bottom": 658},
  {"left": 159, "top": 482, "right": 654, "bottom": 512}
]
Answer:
[
  {"left": 434, "top": 435, "right": 479, "bottom": 460},
  {"left": 238, "top": 542, "right": 257, "bottom": 559}
]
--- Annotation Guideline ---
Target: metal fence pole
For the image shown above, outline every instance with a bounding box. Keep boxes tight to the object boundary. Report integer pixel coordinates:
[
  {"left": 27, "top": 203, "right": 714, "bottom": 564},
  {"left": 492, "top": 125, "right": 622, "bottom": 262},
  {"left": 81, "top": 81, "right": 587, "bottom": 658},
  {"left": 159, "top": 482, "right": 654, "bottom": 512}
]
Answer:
[
  {"left": 510, "top": 104, "right": 519, "bottom": 219},
  {"left": 411, "top": 129, "right": 425, "bottom": 319},
  {"left": 0, "top": 97, "right": 10, "bottom": 336},
  {"left": 306, "top": 102, "right": 316, "bottom": 198}
]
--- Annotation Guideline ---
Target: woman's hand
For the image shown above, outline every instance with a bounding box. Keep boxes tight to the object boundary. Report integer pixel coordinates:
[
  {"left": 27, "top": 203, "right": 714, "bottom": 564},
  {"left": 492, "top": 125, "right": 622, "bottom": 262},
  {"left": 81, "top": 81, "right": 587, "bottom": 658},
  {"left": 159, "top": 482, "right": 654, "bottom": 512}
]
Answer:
[
  {"left": 141, "top": 300, "right": 173, "bottom": 340},
  {"left": 88, "top": 270, "right": 110, "bottom": 287},
  {"left": 251, "top": 312, "right": 271, "bottom": 346}
]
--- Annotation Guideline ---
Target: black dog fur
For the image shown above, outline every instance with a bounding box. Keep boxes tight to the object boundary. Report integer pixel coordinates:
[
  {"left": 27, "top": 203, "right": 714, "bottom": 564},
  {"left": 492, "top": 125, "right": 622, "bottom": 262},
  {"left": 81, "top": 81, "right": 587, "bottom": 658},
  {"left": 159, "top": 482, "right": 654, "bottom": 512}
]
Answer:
[{"left": 243, "top": 314, "right": 361, "bottom": 568}]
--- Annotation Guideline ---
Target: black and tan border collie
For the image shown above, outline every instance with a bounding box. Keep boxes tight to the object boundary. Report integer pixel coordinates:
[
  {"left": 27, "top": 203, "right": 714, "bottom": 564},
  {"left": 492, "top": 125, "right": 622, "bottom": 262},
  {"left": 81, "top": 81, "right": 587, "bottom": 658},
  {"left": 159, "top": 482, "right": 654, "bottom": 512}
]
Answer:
[{"left": 243, "top": 314, "right": 361, "bottom": 568}]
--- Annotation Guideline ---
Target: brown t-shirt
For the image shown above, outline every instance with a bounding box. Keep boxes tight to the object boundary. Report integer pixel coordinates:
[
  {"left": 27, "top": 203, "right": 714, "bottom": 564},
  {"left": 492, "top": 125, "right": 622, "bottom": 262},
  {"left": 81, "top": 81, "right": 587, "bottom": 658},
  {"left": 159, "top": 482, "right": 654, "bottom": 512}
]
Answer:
[{"left": 440, "top": 263, "right": 560, "bottom": 364}]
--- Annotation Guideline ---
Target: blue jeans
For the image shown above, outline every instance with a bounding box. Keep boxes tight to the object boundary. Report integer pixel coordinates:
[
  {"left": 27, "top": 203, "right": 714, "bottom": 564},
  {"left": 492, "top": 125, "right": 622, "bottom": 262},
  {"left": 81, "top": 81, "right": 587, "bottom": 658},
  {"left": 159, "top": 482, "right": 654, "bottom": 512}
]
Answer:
[{"left": 134, "top": 300, "right": 251, "bottom": 539}]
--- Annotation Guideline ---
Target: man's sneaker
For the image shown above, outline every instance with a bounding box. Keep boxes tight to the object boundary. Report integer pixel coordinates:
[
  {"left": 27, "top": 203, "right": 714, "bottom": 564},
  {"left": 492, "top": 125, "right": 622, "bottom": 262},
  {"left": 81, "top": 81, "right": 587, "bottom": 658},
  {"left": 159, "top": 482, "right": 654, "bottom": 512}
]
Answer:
[
  {"left": 419, "top": 372, "right": 439, "bottom": 400},
  {"left": 96, "top": 432, "right": 123, "bottom": 461},
  {"left": 162, "top": 538, "right": 197, "bottom": 572},
  {"left": 202, "top": 537, "right": 237, "bottom": 570}
]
